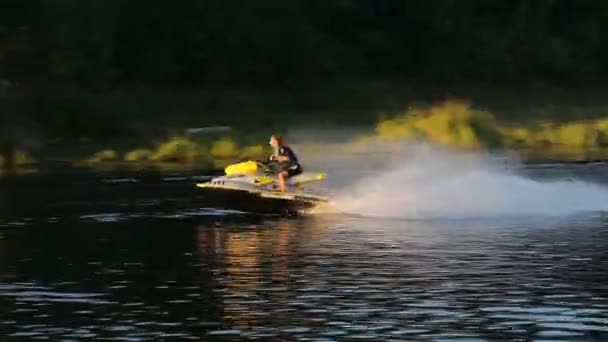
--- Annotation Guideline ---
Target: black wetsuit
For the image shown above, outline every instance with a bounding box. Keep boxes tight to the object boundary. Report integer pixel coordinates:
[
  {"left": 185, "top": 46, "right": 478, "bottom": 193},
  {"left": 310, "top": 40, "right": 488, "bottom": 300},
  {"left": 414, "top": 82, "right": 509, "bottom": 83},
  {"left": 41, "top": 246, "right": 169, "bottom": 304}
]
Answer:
[{"left": 274, "top": 145, "right": 302, "bottom": 177}]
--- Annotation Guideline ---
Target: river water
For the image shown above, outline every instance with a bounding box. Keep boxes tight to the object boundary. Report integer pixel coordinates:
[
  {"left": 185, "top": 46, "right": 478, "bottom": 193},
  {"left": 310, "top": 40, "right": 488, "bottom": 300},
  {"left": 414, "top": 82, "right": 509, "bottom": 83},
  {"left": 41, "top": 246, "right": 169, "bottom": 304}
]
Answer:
[{"left": 0, "top": 163, "right": 607, "bottom": 341}]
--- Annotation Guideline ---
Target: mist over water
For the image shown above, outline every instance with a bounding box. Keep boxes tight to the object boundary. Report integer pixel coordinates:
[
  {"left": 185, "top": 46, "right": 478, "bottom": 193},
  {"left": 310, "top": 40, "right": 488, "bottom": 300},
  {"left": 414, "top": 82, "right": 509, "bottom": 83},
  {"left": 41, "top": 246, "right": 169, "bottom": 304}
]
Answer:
[{"left": 309, "top": 142, "right": 608, "bottom": 219}]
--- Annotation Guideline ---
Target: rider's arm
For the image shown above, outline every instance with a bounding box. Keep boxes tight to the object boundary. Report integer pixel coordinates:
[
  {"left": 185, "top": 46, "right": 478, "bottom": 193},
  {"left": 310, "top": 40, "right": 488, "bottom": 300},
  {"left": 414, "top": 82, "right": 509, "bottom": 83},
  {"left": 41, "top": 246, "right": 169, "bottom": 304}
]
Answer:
[
  {"left": 270, "top": 155, "right": 289, "bottom": 162},
  {"left": 269, "top": 148, "right": 278, "bottom": 161},
  {"left": 271, "top": 147, "right": 290, "bottom": 162}
]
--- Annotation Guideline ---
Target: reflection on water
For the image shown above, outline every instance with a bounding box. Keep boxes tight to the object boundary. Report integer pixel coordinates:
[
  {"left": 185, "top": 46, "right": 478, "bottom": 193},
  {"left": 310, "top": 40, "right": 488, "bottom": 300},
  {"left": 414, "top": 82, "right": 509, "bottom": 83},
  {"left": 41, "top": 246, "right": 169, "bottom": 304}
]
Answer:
[
  {"left": 197, "top": 220, "right": 308, "bottom": 331},
  {"left": 0, "top": 213, "right": 607, "bottom": 340}
]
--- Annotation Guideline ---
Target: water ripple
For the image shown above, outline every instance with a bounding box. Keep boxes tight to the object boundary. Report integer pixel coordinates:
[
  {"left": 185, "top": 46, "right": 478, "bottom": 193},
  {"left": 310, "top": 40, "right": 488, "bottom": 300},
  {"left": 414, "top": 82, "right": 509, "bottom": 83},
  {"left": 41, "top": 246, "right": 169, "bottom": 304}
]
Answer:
[{"left": 0, "top": 215, "right": 607, "bottom": 340}]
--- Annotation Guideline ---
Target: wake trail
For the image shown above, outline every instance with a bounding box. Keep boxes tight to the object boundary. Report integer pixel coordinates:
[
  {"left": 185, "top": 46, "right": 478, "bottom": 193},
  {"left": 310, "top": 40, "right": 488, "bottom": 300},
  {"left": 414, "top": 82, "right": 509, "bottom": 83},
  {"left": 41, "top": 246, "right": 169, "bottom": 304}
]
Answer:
[{"left": 309, "top": 143, "right": 608, "bottom": 219}]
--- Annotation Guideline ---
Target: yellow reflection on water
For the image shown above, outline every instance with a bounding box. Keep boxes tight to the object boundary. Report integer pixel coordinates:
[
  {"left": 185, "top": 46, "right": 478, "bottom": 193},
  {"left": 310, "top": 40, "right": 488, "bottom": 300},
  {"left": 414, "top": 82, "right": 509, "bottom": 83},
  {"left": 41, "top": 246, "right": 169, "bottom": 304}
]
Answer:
[{"left": 196, "top": 219, "right": 304, "bottom": 328}]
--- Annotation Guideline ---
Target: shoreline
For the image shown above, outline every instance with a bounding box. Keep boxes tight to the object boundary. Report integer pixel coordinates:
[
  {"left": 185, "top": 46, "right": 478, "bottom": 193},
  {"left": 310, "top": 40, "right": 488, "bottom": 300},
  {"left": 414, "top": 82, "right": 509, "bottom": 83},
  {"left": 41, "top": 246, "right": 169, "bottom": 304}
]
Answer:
[
  {"left": 3, "top": 82, "right": 608, "bottom": 171},
  {"left": 5, "top": 147, "right": 608, "bottom": 178}
]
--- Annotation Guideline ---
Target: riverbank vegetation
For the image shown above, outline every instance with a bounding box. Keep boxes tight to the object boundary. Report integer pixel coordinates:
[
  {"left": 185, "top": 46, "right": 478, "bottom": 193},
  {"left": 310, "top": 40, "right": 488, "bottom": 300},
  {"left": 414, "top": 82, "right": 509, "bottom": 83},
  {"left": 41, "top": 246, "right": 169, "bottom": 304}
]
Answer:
[
  {"left": 69, "top": 99, "right": 608, "bottom": 169},
  {"left": 376, "top": 100, "right": 608, "bottom": 150},
  {"left": 0, "top": 90, "right": 608, "bottom": 167},
  {"left": 3, "top": 1, "right": 608, "bottom": 169},
  {"left": 79, "top": 135, "right": 269, "bottom": 169}
]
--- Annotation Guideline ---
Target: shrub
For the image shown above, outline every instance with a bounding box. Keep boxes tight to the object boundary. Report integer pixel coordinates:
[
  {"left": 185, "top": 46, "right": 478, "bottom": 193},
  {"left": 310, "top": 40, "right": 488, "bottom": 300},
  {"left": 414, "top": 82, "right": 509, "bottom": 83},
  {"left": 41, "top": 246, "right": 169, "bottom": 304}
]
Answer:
[
  {"left": 152, "top": 137, "right": 203, "bottom": 163},
  {"left": 240, "top": 144, "right": 267, "bottom": 160},
  {"left": 124, "top": 149, "right": 154, "bottom": 162},
  {"left": 376, "top": 100, "right": 502, "bottom": 148},
  {"left": 86, "top": 150, "right": 118, "bottom": 164},
  {"left": 210, "top": 137, "right": 240, "bottom": 160}
]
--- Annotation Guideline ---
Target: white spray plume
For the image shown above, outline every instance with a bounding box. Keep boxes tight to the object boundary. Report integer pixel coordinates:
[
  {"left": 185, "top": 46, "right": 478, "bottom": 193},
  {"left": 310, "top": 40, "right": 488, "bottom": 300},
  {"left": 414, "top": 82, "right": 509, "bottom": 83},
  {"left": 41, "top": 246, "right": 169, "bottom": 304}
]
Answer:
[{"left": 304, "top": 141, "right": 608, "bottom": 219}]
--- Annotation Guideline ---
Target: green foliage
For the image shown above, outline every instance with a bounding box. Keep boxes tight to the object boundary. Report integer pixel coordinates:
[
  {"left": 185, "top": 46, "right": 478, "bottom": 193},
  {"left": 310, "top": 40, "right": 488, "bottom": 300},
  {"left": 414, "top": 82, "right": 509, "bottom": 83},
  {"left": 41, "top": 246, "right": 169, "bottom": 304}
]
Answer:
[
  {"left": 85, "top": 150, "right": 118, "bottom": 164},
  {"left": 376, "top": 100, "right": 503, "bottom": 148},
  {"left": 78, "top": 136, "right": 275, "bottom": 167},
  {"left": 210, "top": 138, "right": 239, "bottom": 160},
  {"left": 376, "top": 100, "right": 608, "bottom": 152},
  {"left": 3, "top": 1, "right": 608, "bottom": 89},
  {"left": 240, "top": 144, "right": 268, "bottom": 160},
  {"left": 525, "top": 119, "right": 608, "bottom": 149},
  {"left": 151, "top": 137, "right": 203, "bottom": 163},
  {"left": 124, "top": 149, "right": 153, "bottom": 162},
  {"left": 3, "top": 1, "right": 608, "bottom": 158}
]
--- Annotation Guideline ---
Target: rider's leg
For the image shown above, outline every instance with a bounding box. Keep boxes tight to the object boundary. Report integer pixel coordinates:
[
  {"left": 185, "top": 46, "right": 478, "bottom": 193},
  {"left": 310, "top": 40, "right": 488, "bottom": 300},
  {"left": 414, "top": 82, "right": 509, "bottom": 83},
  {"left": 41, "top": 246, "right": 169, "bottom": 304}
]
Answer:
[{"left": 278, "top": 171, "right": 288, "bottom": 192}]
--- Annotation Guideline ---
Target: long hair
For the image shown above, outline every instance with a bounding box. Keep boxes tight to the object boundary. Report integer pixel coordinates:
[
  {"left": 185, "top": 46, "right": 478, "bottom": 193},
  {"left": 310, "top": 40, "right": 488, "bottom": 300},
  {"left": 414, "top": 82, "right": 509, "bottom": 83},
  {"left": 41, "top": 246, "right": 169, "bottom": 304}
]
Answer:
[{"left": 271, "top": 134, "right": 285, "bottom": 146}]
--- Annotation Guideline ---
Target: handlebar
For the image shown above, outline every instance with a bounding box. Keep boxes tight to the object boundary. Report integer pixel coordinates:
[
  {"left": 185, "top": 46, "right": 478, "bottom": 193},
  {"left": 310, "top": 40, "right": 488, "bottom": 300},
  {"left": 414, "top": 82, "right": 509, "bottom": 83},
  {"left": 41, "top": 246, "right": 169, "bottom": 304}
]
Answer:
[{"left": 255, "top": 159, "right": 281, "bottom": 174}]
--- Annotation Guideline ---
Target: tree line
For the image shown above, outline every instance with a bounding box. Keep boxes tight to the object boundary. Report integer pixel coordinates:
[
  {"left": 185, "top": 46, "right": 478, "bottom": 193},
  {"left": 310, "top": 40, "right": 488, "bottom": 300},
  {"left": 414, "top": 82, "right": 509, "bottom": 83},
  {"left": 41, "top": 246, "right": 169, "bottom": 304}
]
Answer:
[{"left": 1, "top": 0, "right": 608, "bottom": 91}]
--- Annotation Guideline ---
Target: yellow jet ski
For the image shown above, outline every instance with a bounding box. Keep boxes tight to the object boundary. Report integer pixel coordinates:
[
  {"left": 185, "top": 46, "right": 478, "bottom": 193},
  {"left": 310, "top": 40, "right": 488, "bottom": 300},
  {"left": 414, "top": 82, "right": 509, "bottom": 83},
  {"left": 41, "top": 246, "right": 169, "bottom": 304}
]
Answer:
[{"left": 196, "top": 160, "right": 329, "bottom": 206}]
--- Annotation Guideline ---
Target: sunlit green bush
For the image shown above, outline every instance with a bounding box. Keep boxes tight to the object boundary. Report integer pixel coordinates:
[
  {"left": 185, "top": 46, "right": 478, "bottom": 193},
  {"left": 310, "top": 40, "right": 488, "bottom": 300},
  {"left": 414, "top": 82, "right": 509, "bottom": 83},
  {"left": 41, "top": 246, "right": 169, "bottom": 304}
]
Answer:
[
  {"left": 240, "top": 144, "right": 268, "bottom": 160},
  {"left": 124, "top": 149, "right": 154, "bottom": 162},
  {"left": 210, "top": 137, "right": 240, "bottom": 160},
  {"left": 375, "top": 99, "right": 608, "bottom": 151},
  {"left": 151, "top": 137, "right": 203, "bottom": 163},
  {"left": 376, "top": 100, "right": 503, "bottom": 148},
  {"left": 85, "top": 150, "right": 118, "bottom": 164}
]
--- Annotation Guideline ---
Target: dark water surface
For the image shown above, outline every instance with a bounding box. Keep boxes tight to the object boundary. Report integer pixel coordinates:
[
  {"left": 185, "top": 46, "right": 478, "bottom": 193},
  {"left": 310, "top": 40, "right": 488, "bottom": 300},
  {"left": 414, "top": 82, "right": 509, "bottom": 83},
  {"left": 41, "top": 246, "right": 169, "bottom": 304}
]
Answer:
[{"left": 1, "top": 165, "right": 608, "bottom": 341}]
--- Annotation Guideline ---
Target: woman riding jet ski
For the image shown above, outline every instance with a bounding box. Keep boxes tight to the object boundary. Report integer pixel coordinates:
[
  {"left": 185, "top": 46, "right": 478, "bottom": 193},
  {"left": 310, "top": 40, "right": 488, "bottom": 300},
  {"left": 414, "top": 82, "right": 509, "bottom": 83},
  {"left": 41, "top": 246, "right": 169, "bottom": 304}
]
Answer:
[
  {"left": 196, "top": 134, "right": 327, "bottom": 208},
  {"left": 268, "top": 134, "right": 302, "bottom": 193}
]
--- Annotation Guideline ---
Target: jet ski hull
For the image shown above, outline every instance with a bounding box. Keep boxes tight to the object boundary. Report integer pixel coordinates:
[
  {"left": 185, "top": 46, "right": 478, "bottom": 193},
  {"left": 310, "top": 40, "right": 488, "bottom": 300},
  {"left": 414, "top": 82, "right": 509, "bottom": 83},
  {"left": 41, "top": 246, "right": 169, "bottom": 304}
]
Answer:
[
  {"left": 196, "top": 184, "right": 327, "bottom": 214},
  {"left": 195, "top": 160, "right": 328, "bottom": 214}
]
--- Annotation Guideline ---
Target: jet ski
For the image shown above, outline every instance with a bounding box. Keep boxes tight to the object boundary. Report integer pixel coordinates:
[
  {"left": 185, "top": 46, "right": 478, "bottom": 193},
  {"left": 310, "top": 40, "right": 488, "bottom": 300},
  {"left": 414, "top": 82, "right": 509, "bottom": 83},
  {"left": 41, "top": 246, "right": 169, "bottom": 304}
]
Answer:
[{"left": 196, "top": 160, "right": 329, "bottom": 211}]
